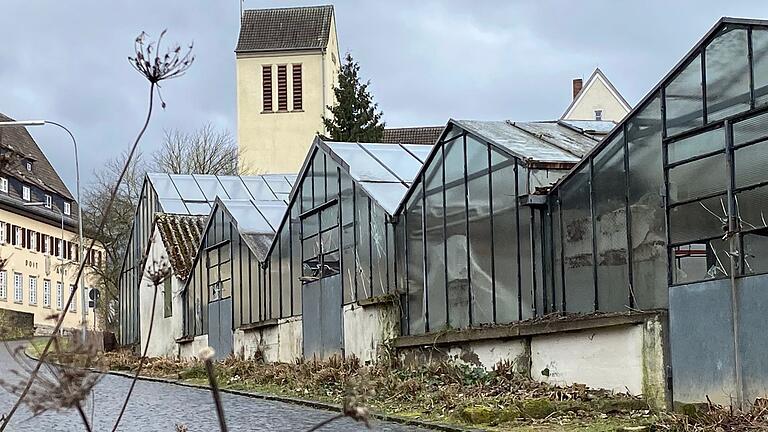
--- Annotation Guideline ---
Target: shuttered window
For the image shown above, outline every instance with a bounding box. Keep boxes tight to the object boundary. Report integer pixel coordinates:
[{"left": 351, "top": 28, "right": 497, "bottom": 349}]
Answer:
[
  {"left": 277, "top": 65, "right": 288, "bottom": 111},
  {"left": 292, "top": 64, "right": 303, "bottom": 110},
  {"left": 262, "top": 65, "right": 273, "bottom": 112}
]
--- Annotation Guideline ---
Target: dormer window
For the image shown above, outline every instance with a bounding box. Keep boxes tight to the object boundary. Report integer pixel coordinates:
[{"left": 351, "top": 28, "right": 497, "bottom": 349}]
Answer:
[
  {"left": 25, "top": 161, "right": 32, "bottom": 172},
  {"left": 594, "top": 109, "right": 603, "bottom": 121},
  {"left": 45, "top": 195, "right": 52, "bottom": 208},
  {"left": 0, "top": 177, "right": 7, "bottom": 193},
  {"left": 63, "top": 201, "right": 71, "bottom": 216},
  {"left": 22, "top": 186, "right": 30, "bottom": 201}
]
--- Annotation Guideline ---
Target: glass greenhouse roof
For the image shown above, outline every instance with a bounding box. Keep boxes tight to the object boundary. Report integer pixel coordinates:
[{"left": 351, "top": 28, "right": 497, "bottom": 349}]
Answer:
[
  {"left": 452, "top": 119, "right": 599, "bottom": 163},
  {"left": 322, "top": 141, "right": 431, "bottom": 214},
  {"left": 146, "top": 173, "right": 295, "bottom": 215},
  {"left": 217, "top": 198, "right": 288, "bottom": 234}
]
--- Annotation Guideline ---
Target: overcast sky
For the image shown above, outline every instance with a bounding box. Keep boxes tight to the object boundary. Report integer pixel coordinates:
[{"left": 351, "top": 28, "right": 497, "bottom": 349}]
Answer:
[{"left": 1, "top": 1, "right": 767, "bottom": 194}]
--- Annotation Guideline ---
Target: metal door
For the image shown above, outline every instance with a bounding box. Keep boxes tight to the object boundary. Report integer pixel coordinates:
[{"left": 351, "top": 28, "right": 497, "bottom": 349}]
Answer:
[
  {"left": 207, "top": 297, "right": 233, "bottom": 360},
  {"left": 302, "top": 274, "right": 342, "bottom": 359}
]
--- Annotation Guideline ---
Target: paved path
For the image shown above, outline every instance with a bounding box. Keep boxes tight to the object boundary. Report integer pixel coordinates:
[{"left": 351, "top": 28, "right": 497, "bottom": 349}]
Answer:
[{"left": 0, "top": 341, "right": 428, "bottom": 432}]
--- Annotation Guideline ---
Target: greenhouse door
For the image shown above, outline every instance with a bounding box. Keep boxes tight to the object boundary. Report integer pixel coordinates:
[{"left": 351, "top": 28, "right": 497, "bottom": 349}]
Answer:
[
  {"left": 207, "top": 296, "right": 233, "bottom": 360},
  {"left": 302, "top": 274, "right": 342, "bottom": 359}
]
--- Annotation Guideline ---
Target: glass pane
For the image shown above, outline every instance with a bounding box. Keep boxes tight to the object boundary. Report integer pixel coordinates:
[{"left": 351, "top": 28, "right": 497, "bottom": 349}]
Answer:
[
  {"left": 370, "top": 204, "right": 388, "bottom": 298},
  {"left": 185, "top": 202, "right": 212, "bottom": 215},
  {"left": 519, "top": 206, "right": 533, "bottom": 320},
  {"left": 290, "top": 206, "right": 302, "bottom": 315},
  {"left": 148, "top": 174, "right": 181, "bottom": 200},
  {"left": 667, "top": 127, "right": 725, "bottom": 164},
  {"left": 340, "top": 175, "right": 355, "bottom": 303},
  {"left": 169, "top": 175, "right": 205, "bottom": 200},
  {"left": 329, "top": 142, "right": 399, "bottom": 182},
  {"left": 300, "top": 171, "right": 313, "bottom": 213},
  {"left": 444, "top": 143, "right": 469, "bottom": 329},
  {"left": 668, "top": 153, "right": 727, "bottom": 203},
  {"left": 264, "top": 175, "right": 293, "bottom": 194},
  {"left": 402, "top": 144, "right": 434, "bottom": 163},
  {"left": 671, "top": 239, "right": 730, "bottom": 284},
  {"left": 355, "top": 188, "right": 371, "bottom": 299},
  {"left": 491, "top": 157, "right": 518, "bottom": 323},
  {"left": 270, "top": 253, "right": 280, "bottom": 318},
  {"left": 424, "top": 159, "right": 446, "bottom": 331},
  {"left": 627, "top": 95, "right": 667, "bottom": 309},
  {"left": 669, "top": 194, "right": 728, "bottom": 244},
  {"left": 706, "top": 26, "right": 750, "bottom": 121},
  {"left": 737, "top": 186, "right": 768, "bottom": 232},
  {"left": 280, "top": 229, "right": 292, "bottom": 317},
  {"left": 592, "top": 137, "right": 629, "bottom": 313},
  {"left": 321, "top": 227, "right": 339, "bottom": 253},
  {"left": 467, "top": 156, "right": 493, "bottom": 325},
  {"left": 321, "top": 204, "right": 338, "bottom": 231},
  {"left": 360, "top": 143, "right": 423, "bottom": 182},
  {"left": 743, "top": 232, "right": 768, "bottom": 275},
  {"left": 326, "top": 159, "right": 340, "bottom": 200},
  {"left": 226, "top": 201, "right": 272, "bottom": 233},
  {"left": 257, "top": 203, "right": 287, "bottom": 230},
  {"left": 406, "top": 193, "right": 425, "bottom": 334},
  {"left": 242, "top": 177, "right": 274, "bottom": 200},
  {"left": 560, "top": 166, "right": 593, "bottom": 313},
  {"left": 752, "top": 29, "right": 768, "bottom": 107},
  {"left": 217, "top": 177, "right": 252, "bottom": 199},
  {"left": 735, "top": 140, "right": 768, "bottom": 189},
  {"left": 465, "top": 136, "right": 488, "bottom": 177},
  {"left": 665, "top": 54, "right": 703, "bottom": 136},
  {"left": 313, "top": 153, "right": 326, "bottom": 207},
  {"left": 733, "top": 111, "right": 768, "bottom": 146},
  {"left": 551, "top": 197, "right": 563, "bottom": 313},
  {"left": 193, "top": 175, "right": 229, "bottom": 200},
  {"left": 359, "top": 182, "right": 407, "bottom": 216},
  {"left": 158, "top": 198, "right": 188, "bottom": 214}
]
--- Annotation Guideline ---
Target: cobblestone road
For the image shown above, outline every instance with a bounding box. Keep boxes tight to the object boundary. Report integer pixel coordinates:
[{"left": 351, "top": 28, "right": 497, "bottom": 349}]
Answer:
[{"left": 0, "top": 341, "right": 428, "bottom": 432}]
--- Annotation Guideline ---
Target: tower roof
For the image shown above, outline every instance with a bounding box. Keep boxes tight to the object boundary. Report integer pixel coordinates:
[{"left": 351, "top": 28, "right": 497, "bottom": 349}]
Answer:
[{"left": 236, "top": 5, "right": 334, "bottom": 53}]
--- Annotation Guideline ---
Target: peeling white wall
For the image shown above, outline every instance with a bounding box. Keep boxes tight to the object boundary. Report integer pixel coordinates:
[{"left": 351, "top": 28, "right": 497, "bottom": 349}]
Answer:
[
  {"left": 531, "top": 324, "right": 645, "bottom": 394},
  {"left": 234, "top": 316, "right": 303, "bottom": 363},
  {"left": 343, "top": 302, "right": 398, "bottom": 363},
  {"left": 178, "top": 334, "right": 209, "bottom": 359},
  {"left": 445, "top": 339, "right": 528, "bottom": 370},
  {"left": 139, "top": 229, "right": 186, "bottom": 358}
]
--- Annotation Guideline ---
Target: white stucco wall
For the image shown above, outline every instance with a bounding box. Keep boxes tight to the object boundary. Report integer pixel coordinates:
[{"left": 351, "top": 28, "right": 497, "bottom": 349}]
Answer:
[
  {"left": 178, "top": 334, "right": 209, "bottom": 360},
  {"left": 139, "top": 229, "right": 186, "bottom": 358},
  {"left": 343, "top": 302, "right": 398, "bottom": 363},
  {"left": 446, "top": 339, "right": 528, "bottom": 370},
  {"left": 530, "top": 324, "right": 645, "bottom": 394},
  {"left": 234, "top": 316, "right": 303, "bottom": 363}
]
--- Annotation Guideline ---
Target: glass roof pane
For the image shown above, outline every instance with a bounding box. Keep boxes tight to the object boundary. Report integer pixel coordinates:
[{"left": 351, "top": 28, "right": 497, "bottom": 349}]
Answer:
[
  {"left": 168, "top": 175, "right": 205, "bottom": 201},
  {"left": 192, "top": 174, "right": 230, "bottom": 200},
  {"left": 401, "top": 144, "right": 434, "bottom": 163},
  {"left": 157, "top": 197, "right": 189, "bottom": 214},
  {"left": 327, "top": 142, "right": 399, "bottom": 182},
  {"left": 241, "top": 177, "right": 276, "bottom": 200},
  {"left": 185, "top": 202, "right": 212, "bottom": 215},
  {"left": 359, "top": 182, "right": 408, "bottom": 215},
  {"left": 217, "top": 177, "right": 252, "bottom": 199},
  {"left": 255, "top": 202, "right": 288, "bottom": 230},
  {"left": 148, "top": 173, "right": 181, "bottom": 200},
  {"left": 360, "top": 143, "right": 422, "bottom": 182},
  {"left": 264, "top": 175, "right": 292, "bottom": 194},
  {"left": 222, "top": 200, "right": 273, "bottom": 234},
  {"left": 285, "top": 175, "right": 298, "bottom": 187}
]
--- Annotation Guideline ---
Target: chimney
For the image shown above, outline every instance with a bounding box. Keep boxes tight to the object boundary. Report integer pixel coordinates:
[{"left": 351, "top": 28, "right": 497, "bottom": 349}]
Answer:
[{"left": 572, "top": 78, "right": 583, "bottom": 100}]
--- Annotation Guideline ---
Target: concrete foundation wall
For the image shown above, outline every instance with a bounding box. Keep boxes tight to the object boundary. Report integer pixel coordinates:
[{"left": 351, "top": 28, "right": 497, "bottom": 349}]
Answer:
[
  {"left": 342, "top": 301, "right": 398, "bottom": 363},
  {"left": 178, "top": 334, "right": 209, "bottom": 359},
  {"left": 234, "top": 317, "right": 302, "bottom": 363},
  {"left": 395, "top": 313, "right": 670, "bottom": 409}
]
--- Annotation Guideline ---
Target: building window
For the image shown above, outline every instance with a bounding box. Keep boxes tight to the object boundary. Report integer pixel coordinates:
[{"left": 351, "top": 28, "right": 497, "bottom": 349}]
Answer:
[
  {"left": 29, "top": 276, "right": 37, "bottom": 305},
  {"left": 13, "top": 273, "right": 22, "bottom": 304},
  {"left": 0, "top": 177, "right": 7, "bottom": 193},
  {"left": 292, "top": 64, "right": 303, "bottom": 111},
  {"left": 262, "top": 65, "right": 273, "bottom": 112},
  {"left": 594, "top": 109, "right": 603, "bottom": 121},
  {"left": 56, "top": 282, "right": 63, "bottom": 310},
  {"left": 57, "top": 239, "right": 63, "bottom": 258},
  {"left": 29, "top": 231, "right": 36, "bottom": 251},
  {"left": 63, "top": 202, "right": 71, "bottom": 216},
  {"left": 45, "top": 195, "right": 52, "bottom": 208},
  {"left": 0, "top": 222, "right": 6, "bottom": 244},
  {"left": 0, "top": 271, "right": 6, "bottom": 300},
  {"left": 163, "top": 277, "right": 172, "bottom": 318},
  {"left": 301, "top": 203, "right": 340, "bottom": 281},
  {"left": 206, "top": 244, "right": 231, "bottom": 301},
  {"left": 15, "top": 227, "right": 22, "bottom": 246},
  {"left": 43, "top": 280, "right": 51, "bottom": 308},
  {"left": 42, "top": 234, "right": 49, "bottom": 254},
  {"left": 70, "top": 285, "right": 76, "bottom": 312},
  {"left": 277, "top": 64, "right": 288, "bottom": 111},
  {"left": 26, "top": 161, "right": 32, "bottom": 171},
  {"left": 22, "top": 186, "right": 30, "bottom": 201}
]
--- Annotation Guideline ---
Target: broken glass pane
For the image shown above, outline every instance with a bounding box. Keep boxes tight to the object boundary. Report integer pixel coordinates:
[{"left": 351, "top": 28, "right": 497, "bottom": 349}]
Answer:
[
  {"left": 671, "top": 238, "right": 731, "bottom": 284},
  {"left": 669, "top": 194, "right": 728, "bottom": 244}
]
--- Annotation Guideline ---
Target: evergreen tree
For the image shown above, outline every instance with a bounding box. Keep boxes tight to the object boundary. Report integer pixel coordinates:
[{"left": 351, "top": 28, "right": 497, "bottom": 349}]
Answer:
[{"left": 323, "top": 53, "right": 385, "bottom": 142}]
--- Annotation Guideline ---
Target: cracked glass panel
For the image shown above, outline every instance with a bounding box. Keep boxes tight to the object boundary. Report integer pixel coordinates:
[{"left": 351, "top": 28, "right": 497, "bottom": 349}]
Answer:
[
  {"left": 665, "top": 54, "right": 703, "bottom": 136},
  {"left": 669, "top": 194, "right": 728, "bottom": 244},
  {"left": 671, "top": 238, "right": 731, "bottom": 284},
  {"left": 705, "top": 26, "right": 750, "bottom": 121}
]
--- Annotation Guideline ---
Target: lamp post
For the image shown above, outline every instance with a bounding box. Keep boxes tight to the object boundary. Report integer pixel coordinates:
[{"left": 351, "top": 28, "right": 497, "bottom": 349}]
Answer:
[{"left": 0, "top": 120, "right": 86, "bottom": 332}]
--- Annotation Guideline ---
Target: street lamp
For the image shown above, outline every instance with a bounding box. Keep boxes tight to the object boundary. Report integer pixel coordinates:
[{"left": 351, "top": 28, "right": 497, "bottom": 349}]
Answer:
[{"left": 0, "top": 120, "right": 86, "bottom": 331}]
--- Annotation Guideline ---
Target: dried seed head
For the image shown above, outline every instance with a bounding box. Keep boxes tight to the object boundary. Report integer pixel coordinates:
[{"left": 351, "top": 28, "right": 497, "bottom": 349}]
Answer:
[{"left": 199, "top": 346, "right": 215, "bottom": 361}]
